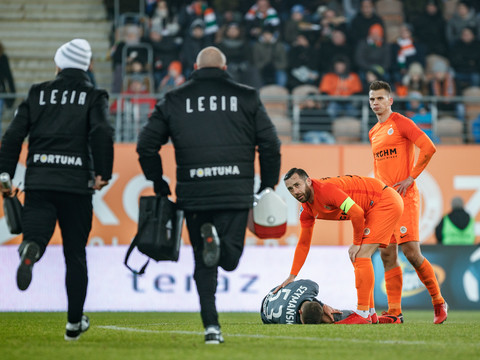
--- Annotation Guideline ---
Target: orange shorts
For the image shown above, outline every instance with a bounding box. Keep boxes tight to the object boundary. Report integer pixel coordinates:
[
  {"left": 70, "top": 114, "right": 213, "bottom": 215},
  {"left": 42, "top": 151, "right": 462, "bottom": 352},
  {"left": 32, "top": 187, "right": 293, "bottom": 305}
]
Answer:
[
  {"left": 390, "top": 184, "right": 420, "bottom": 244},
  {"left": 362, "top": 186, "right": 404, "bottom": 248}
]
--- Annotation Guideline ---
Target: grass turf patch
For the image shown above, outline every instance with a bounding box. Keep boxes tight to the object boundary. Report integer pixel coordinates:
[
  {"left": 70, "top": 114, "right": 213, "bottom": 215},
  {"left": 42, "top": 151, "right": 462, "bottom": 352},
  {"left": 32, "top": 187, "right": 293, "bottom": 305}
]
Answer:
[{"left": 1, "top": 311, "right": 479, "bottom": 360}]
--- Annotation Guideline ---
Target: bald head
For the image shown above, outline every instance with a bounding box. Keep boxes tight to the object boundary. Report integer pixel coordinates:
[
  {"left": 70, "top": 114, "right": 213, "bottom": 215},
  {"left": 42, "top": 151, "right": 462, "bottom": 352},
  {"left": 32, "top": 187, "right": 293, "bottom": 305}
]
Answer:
[{"left": 195, "top": 46, "right": 227, "bottom": 70}]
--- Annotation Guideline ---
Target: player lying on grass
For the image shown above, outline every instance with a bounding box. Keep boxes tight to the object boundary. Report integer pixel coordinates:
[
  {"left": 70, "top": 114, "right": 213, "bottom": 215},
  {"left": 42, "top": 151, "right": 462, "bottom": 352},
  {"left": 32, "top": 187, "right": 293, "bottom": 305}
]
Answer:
[
  {"left": 261, "top": 279, "right": 403, "bottom": 324},
  {"left": 261, "top": 279, "right": 353, "bottom": 324}
]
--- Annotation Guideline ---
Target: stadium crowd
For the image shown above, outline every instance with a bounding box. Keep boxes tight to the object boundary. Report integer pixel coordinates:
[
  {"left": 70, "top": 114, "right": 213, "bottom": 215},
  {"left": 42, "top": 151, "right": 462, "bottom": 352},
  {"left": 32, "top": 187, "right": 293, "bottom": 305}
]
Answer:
[{"left": 103, "top": 0, "right": 480, "bottom": 143}]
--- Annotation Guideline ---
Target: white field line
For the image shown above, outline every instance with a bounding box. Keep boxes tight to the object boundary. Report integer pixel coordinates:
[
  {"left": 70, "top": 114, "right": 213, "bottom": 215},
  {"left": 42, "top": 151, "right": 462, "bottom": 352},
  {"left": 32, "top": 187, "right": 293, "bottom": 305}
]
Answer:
[{"left": 98, "top": 325, "right": 428, "bottom": 345}]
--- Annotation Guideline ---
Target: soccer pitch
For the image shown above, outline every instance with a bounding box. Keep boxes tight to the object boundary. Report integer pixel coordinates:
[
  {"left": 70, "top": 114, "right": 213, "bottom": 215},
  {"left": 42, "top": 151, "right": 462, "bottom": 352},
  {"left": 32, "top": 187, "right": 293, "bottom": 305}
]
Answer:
[{"left": 2, "top": 311, "right": 480, "bottom": 360}]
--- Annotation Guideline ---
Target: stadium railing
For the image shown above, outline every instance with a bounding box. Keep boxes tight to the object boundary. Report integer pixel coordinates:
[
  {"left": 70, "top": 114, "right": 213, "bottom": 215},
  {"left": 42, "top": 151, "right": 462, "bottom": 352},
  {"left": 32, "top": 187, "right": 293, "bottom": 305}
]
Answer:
[{"left": 1, "top": 93, "right": 479, "bottom": 144}]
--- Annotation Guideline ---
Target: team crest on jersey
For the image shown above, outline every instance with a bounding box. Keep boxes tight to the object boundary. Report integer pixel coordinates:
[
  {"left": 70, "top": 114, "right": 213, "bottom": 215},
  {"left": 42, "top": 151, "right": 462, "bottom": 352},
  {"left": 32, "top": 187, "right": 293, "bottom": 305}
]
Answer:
[
  {"left": 387, "top": 127, "right": 394, "bottom": 135},
  {"left": 400, "top": 226, "right": 407, "bottom": 234},
  {"left": 364, "top": 228, "right": 371, "bottom": 235}
]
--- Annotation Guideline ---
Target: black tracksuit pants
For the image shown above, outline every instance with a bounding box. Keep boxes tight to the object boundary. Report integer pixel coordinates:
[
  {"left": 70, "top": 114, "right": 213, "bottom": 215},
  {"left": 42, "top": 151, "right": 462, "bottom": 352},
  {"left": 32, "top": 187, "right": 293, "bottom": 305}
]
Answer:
[
  {"left": 20, "top": 190, "right": 93, "bottom": 324},
  {"left": 185, "top": 209, "right": 249, "bottom": 328}
]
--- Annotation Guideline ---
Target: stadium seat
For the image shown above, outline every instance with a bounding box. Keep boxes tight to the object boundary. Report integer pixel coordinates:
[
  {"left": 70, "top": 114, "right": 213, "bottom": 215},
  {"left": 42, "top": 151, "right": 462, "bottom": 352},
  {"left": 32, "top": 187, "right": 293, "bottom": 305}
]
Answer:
[
  {"left": 332, "top": 117, "right": 362, "bottom": 143},
  {"left": 436, "top": 117, "right": 464, "bottom": 144},
  {"left": 259, "top": 85, "right": 291, "bottom": 142},
  {"left": 443, "top": 0, "right": 459, "bottom": 20},
  {"left": 385, "top": 24, "right": 401, "bottom": 44},
  {"left": 375, "top": 0, "right": 404, "bottom": 26},
  {"left": 291, "top": 85, "right": 318, "bottom": 105},
  {"left": 462, "top": 86, "right": 480, "bottom": 121}
]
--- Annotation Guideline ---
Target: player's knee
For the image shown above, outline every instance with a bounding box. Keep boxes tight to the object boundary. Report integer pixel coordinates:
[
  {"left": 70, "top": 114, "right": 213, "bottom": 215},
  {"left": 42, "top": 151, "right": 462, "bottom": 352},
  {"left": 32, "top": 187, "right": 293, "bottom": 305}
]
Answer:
[{"left": 219, "top": 252, "right": 242, "bottom": 271}]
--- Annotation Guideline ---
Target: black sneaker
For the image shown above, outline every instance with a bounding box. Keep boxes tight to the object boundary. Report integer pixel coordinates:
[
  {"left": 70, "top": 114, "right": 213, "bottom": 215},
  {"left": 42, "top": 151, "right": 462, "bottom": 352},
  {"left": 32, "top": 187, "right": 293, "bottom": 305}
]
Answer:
[
  {"left": 204, "top": 325, "right": 224, "bottom": 344},
  {"left": 65, "top": 315, "right": 90, "bottom": 341},
  {"left": 200, "top": 223, "right": 220, "bottom": 267},
  {"left": 16, "top": 242, "right": 40, "bottom": 291}
]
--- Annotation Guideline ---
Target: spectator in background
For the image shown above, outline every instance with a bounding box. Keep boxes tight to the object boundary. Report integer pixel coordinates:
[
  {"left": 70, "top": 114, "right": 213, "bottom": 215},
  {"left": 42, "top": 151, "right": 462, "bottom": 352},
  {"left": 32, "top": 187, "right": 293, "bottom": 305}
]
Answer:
[
  {"left": 158, "top": 60, "right": 186, "bottom": 95},
  {"left": 428, "top": 60, "right": 459, "bottom": 118},
  {"left": 283, "top": 4, "right": 321, "bottom": 46},
  {"left": 216, "top": 22, "right": 259, "bottom": 88},
  {"left": 390, "top": 24, "right": 426, "bottom": 85},
  {"left": 435, "top": 197, "right": 475, "bottom": 245},
  {"left": 348, "top": 0, "right": 384, "bottom": 48},
  {"left": 354, "top": 23, "right": 391, "bottom": 81},
  {"left": 363, "top": 65, "right": 386, "bottom": 93},
  {"left": 287, "top": 34, "right": 319, "bottom": 90},
  {"left": 147, "top": 25, "right": 181, "bottom": 90},
  {"left": 400, "top": 62, "right": 429, "bottom": 96},
  {"left": 214, "top": 10, "right": 243, "bottom": 44},
  {"left": 404, "top": 91, "right": 438, "bottom": 142},
  {"left": 149, "top": 0, "right": 181, "bottom": 37},
  {"left": 181, "top": 19, "right": 213, "bottom": 79},
  {"left": 252, "top": 26, "right": 288, "bottom": 87},
  {"left": 110, "top": 24, "right": 149, "bottom": 93},
  {"left": 244, "top": 0, "right": 281, "bottom": 41},
  {"left": 412, "top": 0, "right": 449, "bottom": 57},
  {"left": 318, "top": 6, "right": 348, "bottom": 43},
  {"left": 318, "top": 28, "right": 354, "bottom": 76},
  {"left": 178, "top": 0, "right": 219, "bottom": 41},
  {"left": 319, "top": 55, "right": 363, "bottom": 119},
  {"left": 446, "top": 0, "right": 480, "bottom": 46},
  {"left": 0, "top": 41, "right": 16, "bottom": 130},
  {"left": 449, "top": 26, "right": 480, "bottom": 92},
  {"left": 110, "top": 74, "right": 156, "bottom": 116}
]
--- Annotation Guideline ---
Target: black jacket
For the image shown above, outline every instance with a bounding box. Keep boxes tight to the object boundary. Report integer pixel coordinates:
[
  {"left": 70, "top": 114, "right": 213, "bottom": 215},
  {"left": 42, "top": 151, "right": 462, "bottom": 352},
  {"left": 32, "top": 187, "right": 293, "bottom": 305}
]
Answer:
[
  {"left": 0, "top": 69, "right": 114, "bottom": 194},
  {"left": 137, "top": 67, "right": 281, "bottom": 211}
]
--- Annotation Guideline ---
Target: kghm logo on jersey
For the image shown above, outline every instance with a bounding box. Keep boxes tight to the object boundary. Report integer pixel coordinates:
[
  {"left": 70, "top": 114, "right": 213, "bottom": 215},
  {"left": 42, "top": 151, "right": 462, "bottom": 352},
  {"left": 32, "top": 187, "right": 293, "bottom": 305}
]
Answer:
[
  {"left": 33, "top": 153, "right": 83, "bottom": 166},
  {"left": 374, "top": 148, "right": 397, "bottom": 159},
  {"left": 190, "top": 165, "right": 240, "bottom": 178}
]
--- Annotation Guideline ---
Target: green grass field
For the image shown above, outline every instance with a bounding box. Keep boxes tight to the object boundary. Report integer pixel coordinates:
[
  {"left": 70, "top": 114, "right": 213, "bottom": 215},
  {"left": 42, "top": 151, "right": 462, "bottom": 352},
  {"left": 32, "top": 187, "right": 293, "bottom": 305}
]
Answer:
[{"left": 2, "top": 311, "right": 480, "bottom": 360}]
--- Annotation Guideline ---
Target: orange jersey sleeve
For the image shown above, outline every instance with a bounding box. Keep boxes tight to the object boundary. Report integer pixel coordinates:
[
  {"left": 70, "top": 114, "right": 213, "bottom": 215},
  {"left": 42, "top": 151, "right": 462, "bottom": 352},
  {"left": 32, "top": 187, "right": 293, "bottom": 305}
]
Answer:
[
  {"left": 369, "top": 112, "right": 425, "bottom": 186},
  {"left": 411, "top": 133, "right": 436, "bottom": 179}
]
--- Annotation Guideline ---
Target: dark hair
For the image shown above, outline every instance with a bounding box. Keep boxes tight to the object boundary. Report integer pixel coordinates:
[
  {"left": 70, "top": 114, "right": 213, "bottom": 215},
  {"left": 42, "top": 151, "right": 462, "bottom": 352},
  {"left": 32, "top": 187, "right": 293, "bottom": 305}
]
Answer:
[
  {"left": 301, "top": 301, "right": 324, "bottom": 324},
  {"left": 284, "top": 168, "right": 309, "bottom": 181},
  {"left": 369, "top": 80, "right": 392, "bottom": 94}
]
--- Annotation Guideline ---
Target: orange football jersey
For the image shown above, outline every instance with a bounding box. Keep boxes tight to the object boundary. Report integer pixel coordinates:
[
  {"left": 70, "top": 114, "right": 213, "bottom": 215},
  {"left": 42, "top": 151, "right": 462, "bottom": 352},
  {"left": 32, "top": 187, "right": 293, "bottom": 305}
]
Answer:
[{"left": 369, "top": 112, "right": 424, "bottom": 187}]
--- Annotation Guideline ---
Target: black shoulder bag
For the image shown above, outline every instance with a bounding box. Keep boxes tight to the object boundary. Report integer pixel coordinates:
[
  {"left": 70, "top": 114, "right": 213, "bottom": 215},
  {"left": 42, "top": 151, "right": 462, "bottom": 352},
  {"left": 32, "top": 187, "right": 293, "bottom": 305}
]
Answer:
[
  {"left": 124, "top": 196, "right": 184, "bottom": 275},
  {"left": 3, "top": 189, "right": 23, "bottom": 234}
]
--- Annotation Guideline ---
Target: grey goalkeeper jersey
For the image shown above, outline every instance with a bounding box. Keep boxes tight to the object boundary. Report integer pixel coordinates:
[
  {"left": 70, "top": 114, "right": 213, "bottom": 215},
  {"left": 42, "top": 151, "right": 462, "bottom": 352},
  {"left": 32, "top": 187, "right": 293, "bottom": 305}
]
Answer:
[{"left": 261, "top": 279, "right": 353, "bottom": 324}]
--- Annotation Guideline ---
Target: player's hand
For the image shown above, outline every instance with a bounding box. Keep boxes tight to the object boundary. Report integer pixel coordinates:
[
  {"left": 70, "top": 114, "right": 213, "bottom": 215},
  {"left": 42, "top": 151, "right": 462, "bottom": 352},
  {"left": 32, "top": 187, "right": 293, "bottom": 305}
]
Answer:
[
  {"left": 93, "top": 175, "right": 109, "bottom": 190},
  {"left": 348, "top": 244, "right": 360, "bottom": 263},
  {"left": 0, "top": 183, "right": 12, "bottom": 197},
  {"left": 393, "top": 176, "right": 414, "bottom": 197},
  {"left": 273, "top": 274, "right": 296, "bottom": 294},
  {"left": 323, "top": 304, "right": 342, "bottom": 323}
]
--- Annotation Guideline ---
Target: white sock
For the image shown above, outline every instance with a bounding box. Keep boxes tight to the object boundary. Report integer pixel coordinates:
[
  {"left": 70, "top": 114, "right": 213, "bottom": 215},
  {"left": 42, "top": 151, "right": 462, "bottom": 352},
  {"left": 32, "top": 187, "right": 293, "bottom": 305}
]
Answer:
[
  {"left": 369, "top": 308, "right": 376, "bottom": 316},
  {"left": 355, "top": 310, "right": 369, "bottom": 318}
]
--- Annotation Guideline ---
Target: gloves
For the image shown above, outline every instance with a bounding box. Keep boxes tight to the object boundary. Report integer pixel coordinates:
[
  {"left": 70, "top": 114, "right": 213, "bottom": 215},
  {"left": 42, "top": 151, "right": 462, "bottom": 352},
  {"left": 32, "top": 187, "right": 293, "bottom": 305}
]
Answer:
[{"left": 154, "top": 178, "right": 171, "bottom": 196}]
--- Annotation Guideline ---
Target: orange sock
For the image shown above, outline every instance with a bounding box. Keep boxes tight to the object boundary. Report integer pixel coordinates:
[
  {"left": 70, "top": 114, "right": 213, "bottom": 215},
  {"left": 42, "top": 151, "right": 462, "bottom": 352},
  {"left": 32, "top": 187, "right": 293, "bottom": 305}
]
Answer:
[
  {"left": 354, "top": 257, "right": 375, "bottom": 311},
  {"left": 384, "top": 266, "right": 403, "bottom": 315},
  {"left": 415, "top": 258, "right": 444, "bottom": 305}
]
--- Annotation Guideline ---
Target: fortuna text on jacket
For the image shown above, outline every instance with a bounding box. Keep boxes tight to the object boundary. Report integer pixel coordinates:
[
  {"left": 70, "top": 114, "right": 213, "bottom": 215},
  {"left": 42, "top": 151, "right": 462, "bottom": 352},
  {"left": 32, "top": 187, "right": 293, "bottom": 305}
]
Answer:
[
  {"left": 33, "top": 153, "right": 83, "bottom": 166},
  {"left": 186, "top": 95, "right": 238, "bottom": 113},
  {"left": 190, "top": 165, "right": 240, "bottom": 178}
]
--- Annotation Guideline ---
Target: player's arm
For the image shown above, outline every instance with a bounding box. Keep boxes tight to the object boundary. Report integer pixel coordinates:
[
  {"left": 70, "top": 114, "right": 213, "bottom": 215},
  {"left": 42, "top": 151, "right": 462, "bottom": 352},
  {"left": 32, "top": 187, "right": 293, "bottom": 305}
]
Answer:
[
  {"left": 411, "top": 133, "right": 436, "bottom": 179},
  {"left": 394, "top": 118, "right": 436, "bottom": 196},
  {"left": 274, "top": 225, "right": 314, "bottom": 293},
  {"left": 339, "top": 196, "right": 365, "bottom": 263}
]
